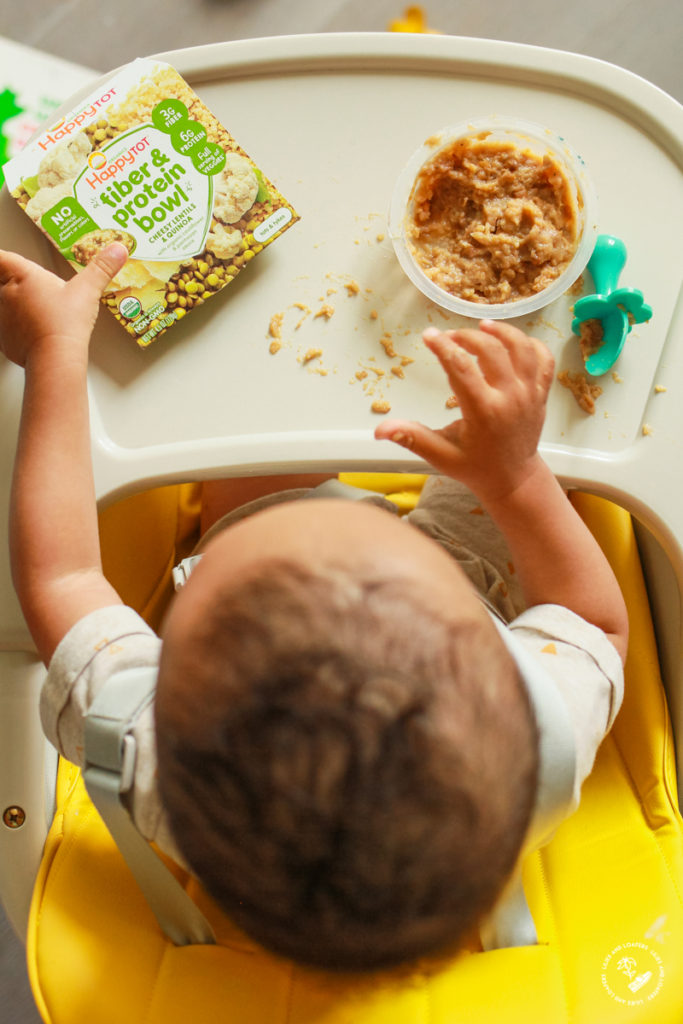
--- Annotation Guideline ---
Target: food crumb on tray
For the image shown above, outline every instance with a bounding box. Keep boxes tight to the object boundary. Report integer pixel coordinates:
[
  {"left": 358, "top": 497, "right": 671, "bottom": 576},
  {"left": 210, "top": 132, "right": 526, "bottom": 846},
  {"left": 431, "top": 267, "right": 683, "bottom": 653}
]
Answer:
[
  {"left": 380, "top": 335, "right": 397, "bottom": 358},
  {"left": 642, "top": 423, "right": 654, "bottom": 436},
  {"left": 557, "top": 370, "right": 603, "bottom": 414},
  {"left": 302, "top": 348, "right": 323, "bottom": 364},
  {"left": 263, "top": 260, "right": 419, "bottom": 409},
  {"left": 268, "top": 312, "right": 284, "bottom": 340},
  {"left": 293, "top": 303, "right": 311, "bottom": 329},
  {"left": 445, "top": 394, "right": 459, "bottom": 409}
]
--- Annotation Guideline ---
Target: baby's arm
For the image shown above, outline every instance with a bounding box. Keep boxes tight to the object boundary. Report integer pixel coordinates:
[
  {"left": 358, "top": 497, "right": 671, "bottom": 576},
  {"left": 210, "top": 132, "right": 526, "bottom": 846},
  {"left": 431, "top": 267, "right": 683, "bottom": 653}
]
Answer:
[
  {"left": 0, "top": 244, "right": 129, "bottom": 664},
  {"left": 375, "top": 321, "right": 628, "bottom": 662}
]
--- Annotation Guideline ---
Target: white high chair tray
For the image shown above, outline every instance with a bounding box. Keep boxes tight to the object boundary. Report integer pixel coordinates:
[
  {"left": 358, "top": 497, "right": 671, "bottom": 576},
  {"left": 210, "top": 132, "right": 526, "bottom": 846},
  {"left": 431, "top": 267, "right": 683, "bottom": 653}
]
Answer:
[{"left": 1, "top": 32, "right": 683, "bottom": 647}]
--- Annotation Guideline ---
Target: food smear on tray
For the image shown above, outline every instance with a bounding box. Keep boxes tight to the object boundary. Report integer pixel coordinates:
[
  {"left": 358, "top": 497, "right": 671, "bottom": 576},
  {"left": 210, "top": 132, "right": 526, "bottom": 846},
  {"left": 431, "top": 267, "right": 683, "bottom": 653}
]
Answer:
[
  {"left": 557, "top": 369, "right": 603, "bottom": 415},
  {"left": 4, "top": 59, "right": 299, "bottom": 348},
  {"left": 406, "top": 134, "right": 578, "bottom": 305}
]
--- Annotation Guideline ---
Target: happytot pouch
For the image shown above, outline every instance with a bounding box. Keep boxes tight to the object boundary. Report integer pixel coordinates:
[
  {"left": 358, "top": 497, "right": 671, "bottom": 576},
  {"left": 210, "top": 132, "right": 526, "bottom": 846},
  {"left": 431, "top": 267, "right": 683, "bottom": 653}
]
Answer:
[{"left": 3, "top": 59, "right": 299, "bottom": 348}]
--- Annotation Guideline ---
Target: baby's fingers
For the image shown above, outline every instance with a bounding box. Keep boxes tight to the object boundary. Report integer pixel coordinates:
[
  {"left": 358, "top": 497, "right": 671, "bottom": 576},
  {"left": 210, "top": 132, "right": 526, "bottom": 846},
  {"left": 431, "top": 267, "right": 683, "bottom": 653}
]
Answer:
[
  {"left": 71, "top": 243, "right": 129, "bottom": 301},
  {"left": 479, "top": 319, "right": 554, "bottom": 386},
  {"left": 374, "top": 418, "right": 463, "bottom": 476},
  {"left": 422, "top": 328, "right": 489, "bottom": 416},
  {"left": 0, "top": 250, "right": 34, "bottom": 285}
]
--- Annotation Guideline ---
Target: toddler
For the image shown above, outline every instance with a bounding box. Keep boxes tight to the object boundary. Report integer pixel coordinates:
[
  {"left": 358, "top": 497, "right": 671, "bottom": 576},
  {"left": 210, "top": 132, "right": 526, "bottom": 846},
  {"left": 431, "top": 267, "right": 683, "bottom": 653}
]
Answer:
[{"left": 0, "top": 244, "right": 627, "bottom": 971}]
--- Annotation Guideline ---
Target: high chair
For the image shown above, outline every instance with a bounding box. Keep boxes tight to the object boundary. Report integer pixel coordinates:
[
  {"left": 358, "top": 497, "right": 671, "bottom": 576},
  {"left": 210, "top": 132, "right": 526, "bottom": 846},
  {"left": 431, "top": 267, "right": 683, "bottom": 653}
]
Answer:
[
  {"left": 1, "top": 29, "right": 682, "bottom": 1024},
  {"left": 0, "top": 478, "right": 681, "bottom": 1023}
]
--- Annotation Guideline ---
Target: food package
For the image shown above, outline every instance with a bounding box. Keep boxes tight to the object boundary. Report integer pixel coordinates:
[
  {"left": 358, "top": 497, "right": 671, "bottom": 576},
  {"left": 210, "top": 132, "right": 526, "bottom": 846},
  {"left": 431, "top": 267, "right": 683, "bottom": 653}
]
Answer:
[{"left": 4, "top": 59, "right": 299, "bottom": 347}]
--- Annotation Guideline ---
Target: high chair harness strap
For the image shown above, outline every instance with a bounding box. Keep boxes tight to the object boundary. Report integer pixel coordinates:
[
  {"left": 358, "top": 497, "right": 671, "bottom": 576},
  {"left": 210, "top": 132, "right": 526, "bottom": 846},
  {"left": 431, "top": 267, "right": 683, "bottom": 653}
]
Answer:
[{"left": 83, "top": 666, "right": 216, "bottom": 946}]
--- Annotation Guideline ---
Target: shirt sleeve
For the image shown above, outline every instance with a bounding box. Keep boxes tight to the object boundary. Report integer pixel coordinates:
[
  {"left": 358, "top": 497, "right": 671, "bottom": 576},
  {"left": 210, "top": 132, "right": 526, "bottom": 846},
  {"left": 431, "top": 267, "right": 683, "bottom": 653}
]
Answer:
[
  {"left": 40, "top": 605, "right": 183, "bottom": 860},
  {"left": 41, "top": 604, "right": 161, "bottom": 765},
  {"left": 508, "top": 604, "right": 625, "bottom": 803}
]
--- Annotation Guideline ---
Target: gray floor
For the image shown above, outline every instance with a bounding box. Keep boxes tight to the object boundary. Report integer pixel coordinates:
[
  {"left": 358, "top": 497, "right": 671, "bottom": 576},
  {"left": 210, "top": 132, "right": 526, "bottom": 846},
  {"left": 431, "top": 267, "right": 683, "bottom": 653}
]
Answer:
[
  {"left": 0, "top": 1, "right": 681, "bottom": 1021},
  {"left": 0, "top": 0, "right": 682, "bottom": 100}
]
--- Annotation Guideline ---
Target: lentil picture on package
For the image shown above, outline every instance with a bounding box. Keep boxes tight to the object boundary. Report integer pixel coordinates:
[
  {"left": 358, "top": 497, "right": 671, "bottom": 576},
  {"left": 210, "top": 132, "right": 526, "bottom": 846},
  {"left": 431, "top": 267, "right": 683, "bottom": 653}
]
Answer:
[{"left": 4, "top": 59, "right": 299, "bottom": 348}]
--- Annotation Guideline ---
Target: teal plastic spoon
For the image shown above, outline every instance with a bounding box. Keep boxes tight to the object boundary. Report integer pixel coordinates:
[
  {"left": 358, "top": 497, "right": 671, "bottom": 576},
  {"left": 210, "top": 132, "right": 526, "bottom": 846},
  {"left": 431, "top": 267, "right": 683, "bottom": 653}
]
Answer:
[{"left": 571, "top": 234, "right": 652, "bottom": 377}]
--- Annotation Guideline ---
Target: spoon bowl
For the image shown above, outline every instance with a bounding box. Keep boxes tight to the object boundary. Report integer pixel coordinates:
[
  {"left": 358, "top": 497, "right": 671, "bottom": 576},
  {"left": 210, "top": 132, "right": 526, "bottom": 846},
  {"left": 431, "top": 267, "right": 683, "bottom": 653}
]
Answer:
[
  {"left": 583, "top": 308, "right": 630, "bottom": 376},
  {"left": 571, "top": 235, "right": 652, "bottom": 377}
]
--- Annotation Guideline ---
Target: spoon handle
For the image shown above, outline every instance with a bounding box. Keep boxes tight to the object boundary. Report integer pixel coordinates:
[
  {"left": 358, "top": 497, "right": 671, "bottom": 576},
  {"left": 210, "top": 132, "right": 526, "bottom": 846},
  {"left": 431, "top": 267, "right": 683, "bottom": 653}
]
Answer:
[{"left": 587, "top": 234, "right": 627, "bottom": 296}]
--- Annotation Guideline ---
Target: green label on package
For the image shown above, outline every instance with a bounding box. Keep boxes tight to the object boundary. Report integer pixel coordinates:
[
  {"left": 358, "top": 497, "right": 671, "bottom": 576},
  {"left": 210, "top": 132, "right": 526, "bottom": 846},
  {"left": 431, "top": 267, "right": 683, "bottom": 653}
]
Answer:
[{"left": 41, "top": 196, "right": 99, "bottom": 249}]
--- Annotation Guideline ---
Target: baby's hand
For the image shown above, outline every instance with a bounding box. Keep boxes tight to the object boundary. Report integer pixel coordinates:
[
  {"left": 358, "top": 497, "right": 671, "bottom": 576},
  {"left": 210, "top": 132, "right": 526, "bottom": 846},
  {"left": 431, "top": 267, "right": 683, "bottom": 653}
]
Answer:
[
  {"left": 0, "top": 244, "right": 128, "bottom": 368},
  {"left": 375, "top": 321, "right": 555, "bottom": 504}
]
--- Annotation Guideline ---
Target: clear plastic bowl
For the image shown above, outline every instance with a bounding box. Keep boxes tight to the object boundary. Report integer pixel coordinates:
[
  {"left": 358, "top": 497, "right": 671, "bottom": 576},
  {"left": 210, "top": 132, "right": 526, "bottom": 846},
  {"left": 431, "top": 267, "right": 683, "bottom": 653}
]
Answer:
[{"left": 389, "top": 117, "right": 599, "bottom": 320}]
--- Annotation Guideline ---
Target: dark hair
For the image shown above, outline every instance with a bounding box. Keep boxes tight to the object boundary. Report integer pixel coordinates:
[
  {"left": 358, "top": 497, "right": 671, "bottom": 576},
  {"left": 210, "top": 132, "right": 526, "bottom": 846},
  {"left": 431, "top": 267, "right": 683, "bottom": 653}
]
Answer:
[{"left": 155, "top": 560, "right": 538, "bottom": 971}]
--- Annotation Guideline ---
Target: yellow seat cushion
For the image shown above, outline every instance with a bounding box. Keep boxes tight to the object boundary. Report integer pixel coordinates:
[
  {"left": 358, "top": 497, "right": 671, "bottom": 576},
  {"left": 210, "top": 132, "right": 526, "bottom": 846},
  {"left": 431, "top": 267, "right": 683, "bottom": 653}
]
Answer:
[
  {"left": 97, "top": 483, "right": 201, "bottom": 632},
  {"left": 26, "top": 481, "right": 683, "bottom": 1022}
]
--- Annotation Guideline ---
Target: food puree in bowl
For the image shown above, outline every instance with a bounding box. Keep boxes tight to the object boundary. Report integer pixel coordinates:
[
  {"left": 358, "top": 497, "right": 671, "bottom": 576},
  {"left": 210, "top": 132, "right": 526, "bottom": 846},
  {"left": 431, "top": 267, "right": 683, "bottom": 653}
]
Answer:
[
  {"left": 407, "top": 134, "right": 576, "bottom": 305},
  {"left": 389, "top": 119, "right": 597, "bottom": 319}
]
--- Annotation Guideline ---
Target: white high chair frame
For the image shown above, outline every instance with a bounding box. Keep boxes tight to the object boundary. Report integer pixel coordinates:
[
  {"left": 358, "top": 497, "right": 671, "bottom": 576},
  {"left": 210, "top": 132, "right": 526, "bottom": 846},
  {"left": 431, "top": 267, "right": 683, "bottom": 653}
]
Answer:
[{"left": 1, "top": 33, "right": 682, "bottom": 943}]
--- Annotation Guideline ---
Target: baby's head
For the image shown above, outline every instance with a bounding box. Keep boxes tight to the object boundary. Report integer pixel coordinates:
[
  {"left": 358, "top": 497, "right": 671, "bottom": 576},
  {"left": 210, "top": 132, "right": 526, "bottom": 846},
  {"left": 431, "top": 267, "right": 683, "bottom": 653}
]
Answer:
[{"left": 156, "top": 500, "right": 538, "bottom": 971}]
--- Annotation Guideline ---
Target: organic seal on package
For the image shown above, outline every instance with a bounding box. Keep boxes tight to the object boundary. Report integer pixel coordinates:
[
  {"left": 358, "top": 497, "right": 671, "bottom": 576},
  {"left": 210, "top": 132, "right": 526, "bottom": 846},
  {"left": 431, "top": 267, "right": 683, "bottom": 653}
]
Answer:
[{"left": 4, "top": 59, "right": 299, "bottom": 347}]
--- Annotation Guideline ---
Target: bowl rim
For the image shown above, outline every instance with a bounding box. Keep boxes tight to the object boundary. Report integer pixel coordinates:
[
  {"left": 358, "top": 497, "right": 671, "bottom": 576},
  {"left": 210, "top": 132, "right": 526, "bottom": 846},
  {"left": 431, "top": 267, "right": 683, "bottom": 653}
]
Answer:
[{"left": 388, "top": 116, "right": 599, "bottom": 319}]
